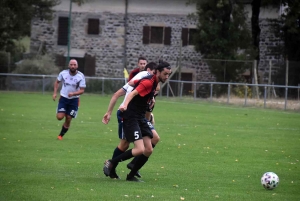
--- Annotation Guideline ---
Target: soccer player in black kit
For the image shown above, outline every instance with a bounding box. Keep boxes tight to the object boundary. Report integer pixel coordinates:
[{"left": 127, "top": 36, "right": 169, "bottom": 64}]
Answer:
[{"left": 103, "top": 61, "right": 172, "bottom": 182}]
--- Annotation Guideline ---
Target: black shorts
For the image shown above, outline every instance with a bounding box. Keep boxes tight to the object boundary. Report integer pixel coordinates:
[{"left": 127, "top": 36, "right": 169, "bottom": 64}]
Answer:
[{"left": 123, "top": 118, "right": 153, "bottom": 142}]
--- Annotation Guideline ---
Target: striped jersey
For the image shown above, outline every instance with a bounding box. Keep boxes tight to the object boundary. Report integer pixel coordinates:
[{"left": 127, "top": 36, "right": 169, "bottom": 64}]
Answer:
[{"left": 120, "top": 71, "right": 150, "bottom": 107}]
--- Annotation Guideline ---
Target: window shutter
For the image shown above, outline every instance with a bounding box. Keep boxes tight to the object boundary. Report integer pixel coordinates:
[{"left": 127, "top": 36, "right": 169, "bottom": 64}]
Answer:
[
  {"left": 143, "top": 26, "right": 150, "bottom": 44},
  {"left": 58, "top": 17, "right": 69, "bottom": 45},
  {"left": 88, "top": 19, "right": 100, "bottom": 35},
  {"left": 181, "top": 28, "right": 188, "bottom": 46},
  {"left": 164, "top": 27, "right": 171, "bottom": 45}
]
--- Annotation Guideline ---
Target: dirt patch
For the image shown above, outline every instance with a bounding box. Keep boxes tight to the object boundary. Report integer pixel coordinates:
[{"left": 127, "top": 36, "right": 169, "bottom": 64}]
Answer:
[{"left": 215, "top": 97, "right": 300, "bottom": 111}]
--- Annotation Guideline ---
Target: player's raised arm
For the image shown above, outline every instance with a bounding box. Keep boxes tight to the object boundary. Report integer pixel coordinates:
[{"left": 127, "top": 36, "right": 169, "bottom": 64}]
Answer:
[{"left": 102, "top": 88, "right": 126, "bottom": 124}]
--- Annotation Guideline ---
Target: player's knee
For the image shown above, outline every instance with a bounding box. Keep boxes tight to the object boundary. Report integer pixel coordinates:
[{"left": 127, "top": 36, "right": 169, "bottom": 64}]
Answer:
[
  {"left": 56, "top": 114, "right": 64, "bottom": 120},
  {"left": 151, "top": 131, "right": 160, "bottom": 145},
  {"left": 144, "top": 146, "right": 153, "bottom": 157},
  {"left": 134, "top": 147, "right": 144, "bottom": 156}
]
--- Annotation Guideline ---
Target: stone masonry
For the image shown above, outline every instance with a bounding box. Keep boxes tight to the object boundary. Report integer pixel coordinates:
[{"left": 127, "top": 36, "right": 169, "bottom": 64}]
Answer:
[{"left": 31, "top": 11, "right": 282, "bottom": 83}]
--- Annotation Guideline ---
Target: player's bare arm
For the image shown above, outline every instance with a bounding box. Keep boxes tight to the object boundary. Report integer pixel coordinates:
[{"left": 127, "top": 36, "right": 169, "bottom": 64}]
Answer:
[
  {"left": 68, "top": 87, "right": 85, "bottom": 97},
  {"left": 52, "top": 80, "right": 60, "bottom": 101},
  {"left": 102, "top": 89, "right": 126, "bottom": 124}
]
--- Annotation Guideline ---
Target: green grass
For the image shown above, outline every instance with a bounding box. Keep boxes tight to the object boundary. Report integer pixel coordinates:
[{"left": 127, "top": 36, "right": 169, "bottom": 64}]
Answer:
[{"left": 0, "top": 92, "right": 299, "bottom": 201}]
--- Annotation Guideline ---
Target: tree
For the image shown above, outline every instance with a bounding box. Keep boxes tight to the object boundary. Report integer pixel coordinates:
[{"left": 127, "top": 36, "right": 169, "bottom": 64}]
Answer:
[
  {"left": 188, "top": 0, "right": 252, "bottom": 82},
  {"left": 0, "top": 0, "right": 60, "bottom": 52},
  {"left": 274, "top": 0, "right": 300, "bottom": 92},
  {"left": 281, "top": 0, "right": 300, "bottom": 61},
  {"left": 0, "top": 0, "right": 86, "bottom": 52}
]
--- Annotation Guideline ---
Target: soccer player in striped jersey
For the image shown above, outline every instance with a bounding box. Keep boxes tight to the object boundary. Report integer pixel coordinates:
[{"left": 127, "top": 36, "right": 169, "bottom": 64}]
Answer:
[
  {"left": 103, "top": 61, "right": 171, "bottom": 182},
  {"left": 102, "top": 62, "right": 158, "bottom": 179}
]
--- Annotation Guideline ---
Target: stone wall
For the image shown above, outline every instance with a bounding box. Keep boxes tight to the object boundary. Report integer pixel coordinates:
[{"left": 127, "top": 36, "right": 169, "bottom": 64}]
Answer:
[
  {"left": 125, "top": 13, "right": 213, "bottom": 81},
  {"left": 30, "top": 11, "right": 283, "bottom": 83},
  {"left": 258, "top": 18, "right": 284, "bottom": 83},
  {"left": 30, "top": 11, "right": 214, "bottom": 81}
]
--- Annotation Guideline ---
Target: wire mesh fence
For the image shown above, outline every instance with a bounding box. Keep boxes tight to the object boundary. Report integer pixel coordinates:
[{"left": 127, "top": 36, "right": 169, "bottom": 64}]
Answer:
[
  {"left": 0, "top": 73, "right": 299, "bottom": 111},
  {"left": 179, "top": 58, "right": 300, "bottom": 88}
]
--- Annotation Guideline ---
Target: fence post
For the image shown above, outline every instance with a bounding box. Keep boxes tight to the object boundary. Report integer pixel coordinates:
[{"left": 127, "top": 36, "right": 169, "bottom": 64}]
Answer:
[
  {"left": 227, "top": 84, "right": 230, "bottom": 104},
  {"left": 298, "top": 84, "right": 300, "bottom": 101},
  {"left": 193, "top": 83, "right": 196, "bottom": 100},
  {"left": 244, "top": 84, "right": 248, "bottom": 106},
  {"left": 210, "top": 83, "right": 213, "bottom": 102},
  {"left": 264, "top": 86, "right": 267, "bottom": 108},
  {"left": 284, "top": 87, "right": 288, "bottom": 110},
  {"left": 42, "top": 75, "right": 45, "bottom": 95},
  {"left": 180, "top": 82, "right": 183, "bottom": 98},
  {"left": 167, "top": 82, "right": 169, "bottom": 98},
  {"left": 284, "top": 59, "right": 289, "bottom": 110},
  {"left": 7, "top": 52, "right": 10, "bottom": 91},
  {"left": 102, "top": 78, "right": 104, "bottom": 95}
]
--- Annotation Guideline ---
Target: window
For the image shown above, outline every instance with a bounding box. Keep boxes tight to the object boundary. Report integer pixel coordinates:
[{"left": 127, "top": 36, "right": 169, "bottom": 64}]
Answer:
[
  {"left": 143, "top": 26, "right": 171, "bottom": 45},
  {"left": 181, "top": 28, "right": 197, "bottom": 46},
  {"left": 57, "top": 17, "right": 69, "bottom": 45},
  {"left": 88, "top": 19, "right": 100, "bottom": 35}
]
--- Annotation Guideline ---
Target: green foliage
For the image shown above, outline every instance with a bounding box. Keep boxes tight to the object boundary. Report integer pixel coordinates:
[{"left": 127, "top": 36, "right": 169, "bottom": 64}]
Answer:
[
  {"left": 192, "top": 0, "right": 252, "bottom": 59},
  {"left": 281, "top": 0, "right": 300, "bottom": 61},
  {"left": 84, "top": 79, "right": 124, "bottom": 94},
  {"left": 13, "top": 55, "right": 60, "bottom": 75},
  {"left": 233, "top": 85, "right": 252, "bottom": 98},
  {"left": 0, "top": 0, "right": 60, "bottom": 51},
  {"left": 206, "top": 59, "right": 252, "bottom": 83},
  {"left": 189, "top": 0, "right": 253, "bottom": 82},
  {"left": 0, "top": 93, "right": 300, "bottom": 200}
]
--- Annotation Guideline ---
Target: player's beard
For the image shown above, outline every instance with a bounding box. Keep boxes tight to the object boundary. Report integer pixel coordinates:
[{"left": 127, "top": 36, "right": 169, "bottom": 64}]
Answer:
[
  {"left": 159, "top": 76, "right": 166, "bottom": 83},
  {"left": 69, "top": 68, "right": 77, "bottom": 74}
]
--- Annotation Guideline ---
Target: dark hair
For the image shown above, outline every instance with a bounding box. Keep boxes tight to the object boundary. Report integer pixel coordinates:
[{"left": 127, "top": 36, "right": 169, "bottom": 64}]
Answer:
[
  {"left": 138, "top": 56, "right": 147, "bottom": 62},
  {"left": 145, "top": 62, "right": 157, "bottom": 71},
  {"left": 156, "top": 61, "right": 171, "bottom": 72}
]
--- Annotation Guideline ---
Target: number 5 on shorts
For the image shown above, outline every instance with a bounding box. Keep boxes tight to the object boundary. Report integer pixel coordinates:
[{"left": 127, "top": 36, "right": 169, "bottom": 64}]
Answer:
[{"left": 134, "top": 131, "right": 140, "bottom": 140}]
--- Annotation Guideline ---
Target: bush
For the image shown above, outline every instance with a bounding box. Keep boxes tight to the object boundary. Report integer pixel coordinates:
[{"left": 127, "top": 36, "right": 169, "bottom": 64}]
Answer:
[
  {"left": 13, "top": 55, "right": 60, "bottom": 75},
  {"left": 233, "top": 85, "right": 252, "bottom": 98},
  {"left": 84, "top": 79, "right": 124, "bottom": 94}
]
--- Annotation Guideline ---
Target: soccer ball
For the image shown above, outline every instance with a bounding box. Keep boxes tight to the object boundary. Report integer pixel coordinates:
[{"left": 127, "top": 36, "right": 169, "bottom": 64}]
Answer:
[{"left": 261, "top": 172, "right": 279, "bottom": 190}]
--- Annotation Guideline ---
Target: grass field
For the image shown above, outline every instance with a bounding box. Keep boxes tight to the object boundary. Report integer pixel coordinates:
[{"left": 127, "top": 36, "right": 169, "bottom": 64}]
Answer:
[{"left": 0, "top": 92, "right": 299, "bottom": 201}]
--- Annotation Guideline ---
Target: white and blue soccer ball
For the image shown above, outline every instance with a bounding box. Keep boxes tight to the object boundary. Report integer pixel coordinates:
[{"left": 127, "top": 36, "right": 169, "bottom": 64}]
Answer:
[{"left": 261, "top": 172, "right": 279, "bottom": 190}]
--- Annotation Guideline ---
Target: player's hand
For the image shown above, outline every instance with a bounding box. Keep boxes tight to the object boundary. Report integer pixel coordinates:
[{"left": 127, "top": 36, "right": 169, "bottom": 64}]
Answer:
[
  {"left": 52, "top": 94, "right": 57, "bottom": 101},
  {"left": 102, "top": 113, "right": 111, "bottom": 124},
  {"left": 149, "top": 98, "right": 155, "bottom": 109},
  {"left": 68, "top": 92, "right": 74, "bottom": 97},
  {"left": 119, "top": 105, "right": 127, "bottom": 112}
]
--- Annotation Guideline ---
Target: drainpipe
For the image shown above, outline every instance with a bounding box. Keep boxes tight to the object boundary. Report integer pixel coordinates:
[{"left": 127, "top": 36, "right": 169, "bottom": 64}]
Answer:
[{"left": 124, "top": 0, "right": 128, "bottom": 69}]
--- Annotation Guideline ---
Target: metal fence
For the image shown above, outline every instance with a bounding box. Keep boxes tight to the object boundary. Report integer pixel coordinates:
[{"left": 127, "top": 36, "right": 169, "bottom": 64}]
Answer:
[
  {"left": 182, "top": 58, "right": 300, "bottom": 87},
  {"left": 0, "top": 73, "right": 299, "bottom": 111}
]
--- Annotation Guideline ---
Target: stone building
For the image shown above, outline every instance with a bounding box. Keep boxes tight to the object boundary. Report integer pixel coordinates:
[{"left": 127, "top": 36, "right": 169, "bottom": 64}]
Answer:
[{"left": 30, "top": 0, "right": 282, "bottom": 87}]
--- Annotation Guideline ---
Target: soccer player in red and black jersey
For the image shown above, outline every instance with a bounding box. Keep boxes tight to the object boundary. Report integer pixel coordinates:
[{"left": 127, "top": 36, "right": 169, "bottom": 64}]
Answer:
[
  {"left": 128, "top": 56, "right": 147, "bottom": 81},
  {"left": 103, "top": 61, "right": 172, "bottom": 182}
]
